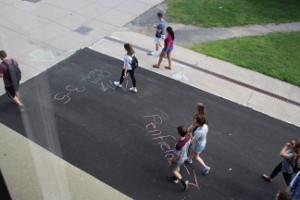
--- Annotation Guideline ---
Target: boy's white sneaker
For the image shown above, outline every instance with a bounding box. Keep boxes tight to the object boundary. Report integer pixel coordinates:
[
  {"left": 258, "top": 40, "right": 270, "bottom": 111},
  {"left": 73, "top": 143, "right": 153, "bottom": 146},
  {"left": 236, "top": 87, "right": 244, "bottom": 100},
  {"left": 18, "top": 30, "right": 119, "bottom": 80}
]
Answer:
[
  {"left": 148, "top": 51, "right": 160, "bottom": 57},
  {"left": 129, "top": 87, "right": 138, "bottom": 93},
  {"left": 113, "top": 81, "right": 122, "bottom": 88},
  {"left": 185, "top": 159, "right": 193, "bottom": 164},
  {"left": 202, "top": 166, "right": 211, "bottom": 175}
]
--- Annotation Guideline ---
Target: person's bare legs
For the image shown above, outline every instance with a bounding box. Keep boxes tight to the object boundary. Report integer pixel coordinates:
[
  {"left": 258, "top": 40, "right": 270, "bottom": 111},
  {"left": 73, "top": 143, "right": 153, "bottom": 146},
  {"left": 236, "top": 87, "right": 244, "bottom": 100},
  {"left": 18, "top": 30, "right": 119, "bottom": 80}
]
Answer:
[
  {"left": 14, "top": 91, "right": 23, "bottom": 106},
  {"left": 155, "top": 42, "right": 161, "bottom": 52},
  {"left": 13, "top": 96, "right": 23, "bottom": 107},
  {"left": 7, "top": 91, "right": 23, "bottom": 107},
  {"left": 15, "top": 91, "right": 20, "bottom": 98},
  {"left": 172, "top": 167, "right": 189, "bottom": 190},
  {"left": 188, "top": 150, "right": 196, "bottom": 162},
  {"left": 173, "top": 168, "right": 182, "bottom": 180},
  {"left": 153, "top": 51, "right": 165, "bottom": 68},
  {"left": 195, "top": 154, "right": 208, "bottom": 169},
  {"left": 165, "top": 52, "right": 172, "bottom": 69}
]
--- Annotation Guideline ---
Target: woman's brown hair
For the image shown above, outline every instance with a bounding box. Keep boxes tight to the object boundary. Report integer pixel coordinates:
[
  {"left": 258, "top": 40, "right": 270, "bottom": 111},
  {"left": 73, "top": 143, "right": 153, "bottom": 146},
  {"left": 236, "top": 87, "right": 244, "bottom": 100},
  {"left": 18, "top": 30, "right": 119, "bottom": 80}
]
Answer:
[
  {"left": 124, "top": 43, "right": 134, "bottom": 56},
  {"left": 196, "top": 102, "right": 206, "bottom": 117},
  {"left": 293, "top": 139, "right": 300, "bottom": 157},
  {"left": 195, "top": 116, "right": 207, "bottom": 126}
]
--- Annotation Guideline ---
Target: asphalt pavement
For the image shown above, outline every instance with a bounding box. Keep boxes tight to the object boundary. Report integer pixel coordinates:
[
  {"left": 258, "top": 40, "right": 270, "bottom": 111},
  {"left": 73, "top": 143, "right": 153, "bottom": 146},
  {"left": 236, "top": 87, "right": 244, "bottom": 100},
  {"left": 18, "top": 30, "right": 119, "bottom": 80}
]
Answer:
[{"left": 0, "top": 48, "right": 299, "bottom": 200}]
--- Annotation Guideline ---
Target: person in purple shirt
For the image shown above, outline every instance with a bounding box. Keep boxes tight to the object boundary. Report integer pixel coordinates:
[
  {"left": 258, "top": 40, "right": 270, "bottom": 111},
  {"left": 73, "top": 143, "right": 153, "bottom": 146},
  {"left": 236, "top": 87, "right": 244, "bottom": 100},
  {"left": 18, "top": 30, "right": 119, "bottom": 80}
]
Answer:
[
  {"left": 153, "top": 26, "right": 175, "bottom": 70},
  {"left": 167, "top": 126, "right": 190, "bottom": 191},
  {"left": 0, "top": 50, "right": 23, "bottom": 107}
]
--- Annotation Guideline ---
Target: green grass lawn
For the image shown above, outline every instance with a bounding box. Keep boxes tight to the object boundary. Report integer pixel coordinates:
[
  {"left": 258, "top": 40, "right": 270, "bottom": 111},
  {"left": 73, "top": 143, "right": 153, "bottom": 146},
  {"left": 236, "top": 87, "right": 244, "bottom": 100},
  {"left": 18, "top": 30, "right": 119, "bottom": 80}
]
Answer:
[
  {"left": 167, "top": 0, "right": 300, "bottom": 27},
  {"left": 190, "top": 31, "right": 300, "bottom": 87}
]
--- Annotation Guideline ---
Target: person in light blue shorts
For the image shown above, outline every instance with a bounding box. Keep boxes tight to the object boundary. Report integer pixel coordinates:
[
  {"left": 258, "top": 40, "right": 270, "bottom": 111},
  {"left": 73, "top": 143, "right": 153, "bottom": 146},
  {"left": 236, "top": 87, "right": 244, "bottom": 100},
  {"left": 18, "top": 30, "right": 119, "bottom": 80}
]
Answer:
[{"left": 187, "top": 116, "right": 211, "bottom": 175}]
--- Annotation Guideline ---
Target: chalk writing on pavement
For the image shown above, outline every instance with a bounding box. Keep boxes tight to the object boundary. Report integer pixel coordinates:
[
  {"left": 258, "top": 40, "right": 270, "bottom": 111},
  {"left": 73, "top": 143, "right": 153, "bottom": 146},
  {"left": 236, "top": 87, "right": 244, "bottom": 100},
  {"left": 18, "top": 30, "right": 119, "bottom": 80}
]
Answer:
[
  {"left": 54, "top": 84, "right": 86, "bottom": 104},
  {"left": 143, "top": 111, "right": 200, "bottom": 189},
  {"left": 81, "top": 69, "right": 129, "bottom": 92}
]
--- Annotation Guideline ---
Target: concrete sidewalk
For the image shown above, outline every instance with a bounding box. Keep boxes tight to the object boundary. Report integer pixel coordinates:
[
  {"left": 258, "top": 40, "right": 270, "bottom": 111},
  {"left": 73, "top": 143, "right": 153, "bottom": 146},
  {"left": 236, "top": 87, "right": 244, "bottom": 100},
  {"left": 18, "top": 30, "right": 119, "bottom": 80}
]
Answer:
[{"left": 91, "top": 29, "right": 300, "bottom": 127}]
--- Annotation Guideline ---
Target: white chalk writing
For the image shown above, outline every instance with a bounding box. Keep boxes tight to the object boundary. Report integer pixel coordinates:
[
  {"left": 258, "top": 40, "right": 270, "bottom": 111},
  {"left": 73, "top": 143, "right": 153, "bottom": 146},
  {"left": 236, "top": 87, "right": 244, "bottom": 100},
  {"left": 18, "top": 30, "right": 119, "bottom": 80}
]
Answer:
[
  {"left": 54, "top": 84, "right": 86, "bottom": 104},
  {"left": 81, "top": 69, "right": 120, "bottom": 92},
  {"left": 81, "top": 69, "right": 130, "bottom": 92}
]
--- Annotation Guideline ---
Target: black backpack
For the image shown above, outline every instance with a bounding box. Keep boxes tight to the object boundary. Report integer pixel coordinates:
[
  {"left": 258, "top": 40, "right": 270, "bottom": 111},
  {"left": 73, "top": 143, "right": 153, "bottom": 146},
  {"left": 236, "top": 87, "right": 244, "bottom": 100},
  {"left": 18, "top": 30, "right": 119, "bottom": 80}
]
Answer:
[
  {"left": 131, "top": 55, "right": 139, "bottom": 70},
  {"left": 3, "top": 60, "right": 21, "bottom": 88}
]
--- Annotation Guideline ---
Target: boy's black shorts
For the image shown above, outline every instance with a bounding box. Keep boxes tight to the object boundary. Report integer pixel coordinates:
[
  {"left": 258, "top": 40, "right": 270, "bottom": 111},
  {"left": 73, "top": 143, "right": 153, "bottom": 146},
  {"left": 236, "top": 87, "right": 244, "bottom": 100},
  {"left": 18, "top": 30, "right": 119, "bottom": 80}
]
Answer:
[{"left": 5, "top": 86, "right": 16, "bottom": 98}]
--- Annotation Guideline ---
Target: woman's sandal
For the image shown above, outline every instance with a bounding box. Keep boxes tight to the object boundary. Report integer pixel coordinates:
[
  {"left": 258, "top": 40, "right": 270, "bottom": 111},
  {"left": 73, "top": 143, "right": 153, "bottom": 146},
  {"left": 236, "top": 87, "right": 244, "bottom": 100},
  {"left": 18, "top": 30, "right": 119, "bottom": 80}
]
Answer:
[
  {"left": 153, "top": 64, "right": 160, "bottom": 68},
  {"left": 164, "top": 66, "right": 171, "bottom": 70}
]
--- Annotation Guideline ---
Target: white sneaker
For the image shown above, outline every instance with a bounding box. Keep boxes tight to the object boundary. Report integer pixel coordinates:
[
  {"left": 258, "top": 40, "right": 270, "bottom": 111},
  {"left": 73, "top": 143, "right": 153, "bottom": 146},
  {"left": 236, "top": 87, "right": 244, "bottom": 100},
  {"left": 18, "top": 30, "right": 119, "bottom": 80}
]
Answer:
[
  {"left": 148, "top": 51, "right": 159, "bottom": 57},
  {"left": 153, "top": 51, "right": 160, "bottom": 57},
  {"left": 183, "top": 180, "right": 189, "bottom": 191},
  {"left": 113, "top": 81, "right": 122, "bottom": 88},
  {"left": 202, "top": 166, "right": 211, "bottom": 175},
  {"left": 185, "top": 159, "right": 193, "bottom": 164},
  {"left": 129, "top": 87, "right": 138, "bottom": 93}
]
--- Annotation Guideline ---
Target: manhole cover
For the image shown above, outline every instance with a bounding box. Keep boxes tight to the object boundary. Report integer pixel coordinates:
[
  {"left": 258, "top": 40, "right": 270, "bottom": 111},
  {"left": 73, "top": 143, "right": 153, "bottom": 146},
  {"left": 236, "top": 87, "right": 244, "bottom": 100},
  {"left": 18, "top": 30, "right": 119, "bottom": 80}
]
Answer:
[{"left": 74, "top": 25, "right": 93, "bottom": 36}]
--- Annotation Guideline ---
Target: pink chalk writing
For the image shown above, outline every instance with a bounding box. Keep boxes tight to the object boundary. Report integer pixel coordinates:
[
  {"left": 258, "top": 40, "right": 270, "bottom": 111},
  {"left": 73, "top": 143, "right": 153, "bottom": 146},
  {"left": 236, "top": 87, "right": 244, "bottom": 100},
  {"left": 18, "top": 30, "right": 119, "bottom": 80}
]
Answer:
[{"left": 143, "top": 112, "right": 200, "bottom": 189}]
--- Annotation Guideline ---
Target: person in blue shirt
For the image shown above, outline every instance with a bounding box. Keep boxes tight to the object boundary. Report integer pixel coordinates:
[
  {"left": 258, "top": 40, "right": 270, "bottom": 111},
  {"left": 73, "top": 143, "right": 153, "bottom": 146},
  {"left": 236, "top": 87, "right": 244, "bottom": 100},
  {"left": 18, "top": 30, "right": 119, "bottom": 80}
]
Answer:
[
  {"left": 148, "top": 12, "right": 167, "bottom": 56},
  {"left": 289, "top": 171, "right": 300, "bottom": 200}
]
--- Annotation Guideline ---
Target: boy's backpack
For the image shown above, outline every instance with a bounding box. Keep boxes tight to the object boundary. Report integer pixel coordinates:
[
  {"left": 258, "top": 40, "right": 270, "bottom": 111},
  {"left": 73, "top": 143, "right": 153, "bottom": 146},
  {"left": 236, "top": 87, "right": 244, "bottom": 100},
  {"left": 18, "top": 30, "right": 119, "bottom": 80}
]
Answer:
[
  {"left": 3, "top": 60, "right": 21, "bottom": 87},
  {"left": 131, "top": 56, "right": 139, "bottom": 70}
]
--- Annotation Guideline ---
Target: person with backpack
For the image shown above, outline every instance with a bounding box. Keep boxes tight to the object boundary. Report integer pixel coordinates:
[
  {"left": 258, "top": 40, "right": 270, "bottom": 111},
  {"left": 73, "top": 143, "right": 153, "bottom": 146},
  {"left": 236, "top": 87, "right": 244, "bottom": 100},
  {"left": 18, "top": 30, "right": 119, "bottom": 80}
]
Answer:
[
  {"left": 113, "top": 43, "right": 138, "bottom": 93},
  {"left": 0, "top": 50, "right": 23, "bottom": 107},
  {"left": 167, "top": 126, "right": 191, "bottom": 191},
  {"left": 262, "top": 139, "right": 300, "bottom": 186},
  {"left": 153, "top": 26, "right": 175, "bottom": 70}
]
